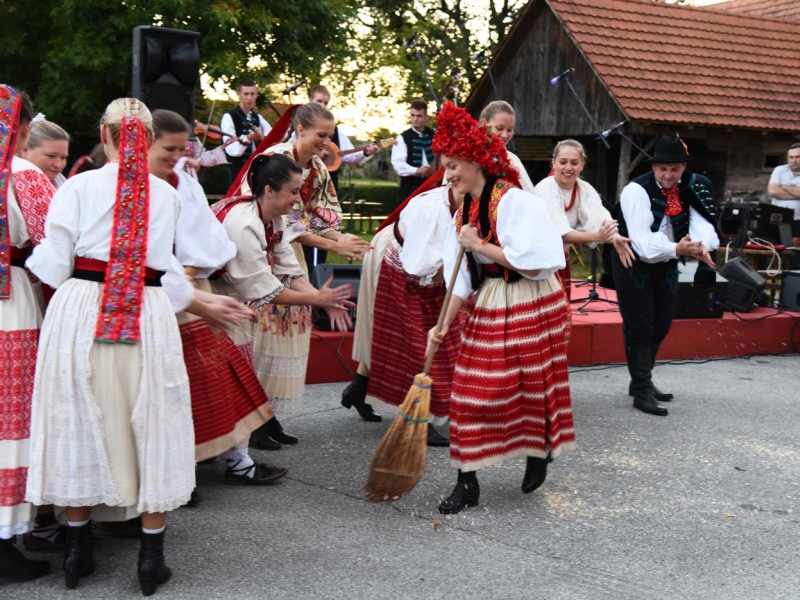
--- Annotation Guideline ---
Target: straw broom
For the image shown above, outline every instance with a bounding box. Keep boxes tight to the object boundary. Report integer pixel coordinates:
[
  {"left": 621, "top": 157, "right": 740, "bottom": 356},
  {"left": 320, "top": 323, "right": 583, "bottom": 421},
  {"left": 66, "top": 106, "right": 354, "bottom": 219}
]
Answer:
[{"left": 364, "top": 246, "right": 466, "bottom": 503}]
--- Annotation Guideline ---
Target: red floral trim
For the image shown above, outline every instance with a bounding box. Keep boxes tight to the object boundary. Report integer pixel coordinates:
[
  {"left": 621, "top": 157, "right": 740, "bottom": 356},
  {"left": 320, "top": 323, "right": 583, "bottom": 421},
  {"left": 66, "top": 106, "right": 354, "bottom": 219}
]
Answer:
[
  {"left": 13, "top": 167, "right": 55, "bottom": 246},
  {"left": 0, "top": 467, "right": 29, "bottom": 507},
  {"left": 0, "top": 329, "right": 37, "bottom": 441},
  {"left": 94, "top": 116, "right": 151, "bottom": 343},
  {"left": 0, "top": 86, "right": 21, "bottom": 300}
]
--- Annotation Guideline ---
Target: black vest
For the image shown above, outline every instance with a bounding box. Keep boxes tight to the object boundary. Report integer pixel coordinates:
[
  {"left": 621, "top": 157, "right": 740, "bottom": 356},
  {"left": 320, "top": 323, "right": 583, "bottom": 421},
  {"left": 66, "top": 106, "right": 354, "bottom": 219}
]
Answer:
[
  {"left": 225, "top": 106, "right": 261, "bottom": 162},
  {"left": 401, "top": 127, "right": 435, "bottom": 168}
]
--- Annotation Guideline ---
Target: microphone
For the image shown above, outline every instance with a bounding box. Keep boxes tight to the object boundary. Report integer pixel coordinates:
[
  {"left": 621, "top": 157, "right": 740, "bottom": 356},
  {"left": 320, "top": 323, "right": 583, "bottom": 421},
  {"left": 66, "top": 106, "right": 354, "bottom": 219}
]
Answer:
[
  {"left": 600, "top": 120, "right": 628, "bottom": 139},
  {"left": 403, "top": 33, "right": 417, "bottom": 50},
  {"left": 281, "top": 80, "right": 306, "bottom": 96},
  {"left": 550, "top": 68, "right": 574, "bottom": 86}
]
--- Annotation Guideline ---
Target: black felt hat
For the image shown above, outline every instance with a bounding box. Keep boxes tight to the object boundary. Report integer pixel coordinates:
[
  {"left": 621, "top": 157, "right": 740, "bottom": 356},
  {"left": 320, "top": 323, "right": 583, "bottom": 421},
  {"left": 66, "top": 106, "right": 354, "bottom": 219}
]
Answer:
[{"left": 647, "top": 135, "right": 693, "bottom": 163}]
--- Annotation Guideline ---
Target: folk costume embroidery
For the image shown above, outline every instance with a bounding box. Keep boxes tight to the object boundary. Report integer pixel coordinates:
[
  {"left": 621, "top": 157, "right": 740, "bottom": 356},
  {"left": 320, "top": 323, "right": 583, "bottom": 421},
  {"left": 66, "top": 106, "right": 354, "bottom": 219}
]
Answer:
[{"left": 0, "top": 85, "right": 21, "bottom": 300}]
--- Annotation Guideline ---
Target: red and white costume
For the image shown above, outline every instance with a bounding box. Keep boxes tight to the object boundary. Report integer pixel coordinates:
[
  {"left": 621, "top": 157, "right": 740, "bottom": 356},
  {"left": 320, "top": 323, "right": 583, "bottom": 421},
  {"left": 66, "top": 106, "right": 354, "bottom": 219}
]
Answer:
[
  {"left": 443, "top": 180, "right": 576, "bottom": 471},
  {"left": 170, "top": 169, "right": 274, "bottom": 461},
  {"left": 0, "top": 157, "right": 54, "bottom": 539}
]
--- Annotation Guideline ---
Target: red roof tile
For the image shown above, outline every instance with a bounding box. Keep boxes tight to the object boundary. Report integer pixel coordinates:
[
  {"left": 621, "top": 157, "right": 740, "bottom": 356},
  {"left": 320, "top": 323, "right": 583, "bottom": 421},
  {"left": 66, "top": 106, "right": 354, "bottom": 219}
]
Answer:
[
  {"left": 711, "top": 0, "right": 800, "bottom": 21},
  {"left": 547, "top": 0, "right": 800, "bottom": 131}
]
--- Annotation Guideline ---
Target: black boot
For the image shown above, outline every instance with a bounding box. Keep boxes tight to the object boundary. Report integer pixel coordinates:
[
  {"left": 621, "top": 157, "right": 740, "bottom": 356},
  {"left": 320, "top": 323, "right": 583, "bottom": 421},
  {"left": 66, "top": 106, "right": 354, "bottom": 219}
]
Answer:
[
  {"left": 248, "top": 423, "right": 282, "bottom": 451},
  {"left": 63, "top": 522, "right": 95, "bottom": 589},
  {"left": 522, "top": 454, "right": 553, "bottom": 494},
  {"left": 626, "top": 345, "right": 668, "bottom": 416},
  {"left": 0, "top": 537, "right": 50, "bottom": 582},
  {"left": 138, "top": 530, "right": 172, "bottom": 597},
  {"left": 627, "top": 343, "right": 673, "bottom": 402},
  {"left": 341, "top": 373, "right": 382, "bottom": 422},
  {"left": 427, "top": 424, "right": 450, "bottom": 448},
  {"left": 438, "top": 470, "right": 480, "bottom": 515},
  {"left": 266, "top": 417, "right": 298, "bottom": 445}
]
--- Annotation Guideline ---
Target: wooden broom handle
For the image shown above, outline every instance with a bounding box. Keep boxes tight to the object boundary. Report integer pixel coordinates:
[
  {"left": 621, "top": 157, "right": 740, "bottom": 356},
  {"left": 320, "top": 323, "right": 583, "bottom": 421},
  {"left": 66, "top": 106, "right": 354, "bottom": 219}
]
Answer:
[{"left": 423, "top": 246, "right": 466, "bottom": 375}]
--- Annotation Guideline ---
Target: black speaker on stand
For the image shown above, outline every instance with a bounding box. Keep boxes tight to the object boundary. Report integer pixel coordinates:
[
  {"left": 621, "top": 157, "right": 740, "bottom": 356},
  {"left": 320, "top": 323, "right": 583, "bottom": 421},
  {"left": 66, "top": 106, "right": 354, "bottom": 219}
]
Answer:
[{"left": 132, "top": 26, "right": 200, "bottom": 126}]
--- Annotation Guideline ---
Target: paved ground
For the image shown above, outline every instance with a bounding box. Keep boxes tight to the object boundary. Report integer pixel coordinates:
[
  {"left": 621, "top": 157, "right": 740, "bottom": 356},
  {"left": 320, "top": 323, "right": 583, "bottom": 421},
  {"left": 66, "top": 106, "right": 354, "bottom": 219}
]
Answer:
[{"left": 4, "top": 354, "right": 799, "bottom": 600}]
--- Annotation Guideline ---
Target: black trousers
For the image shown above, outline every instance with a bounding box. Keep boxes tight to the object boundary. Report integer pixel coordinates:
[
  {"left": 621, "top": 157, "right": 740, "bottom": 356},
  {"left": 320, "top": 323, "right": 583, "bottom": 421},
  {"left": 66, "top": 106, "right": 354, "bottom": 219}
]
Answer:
[
  {"left": 611, "top": 251, "right": 679, "bottom": 348},
  {"left": 397, "top": 175, "right": 426, "bottom": 206}
]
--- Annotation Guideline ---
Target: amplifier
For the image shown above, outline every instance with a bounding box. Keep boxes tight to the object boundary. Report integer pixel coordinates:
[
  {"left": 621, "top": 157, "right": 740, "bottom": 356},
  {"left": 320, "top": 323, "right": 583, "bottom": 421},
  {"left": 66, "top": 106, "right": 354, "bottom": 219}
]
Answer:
[
  {"left": 781, "top": 270, "right": 800, "bottom": 310},
  {"left": 719, "top": 202, "right": 794, "bottom": 245},
  {"left": 719, "top": 257, "right": 766, "bottom": 312},
  {"left": 675, "top": 261, "right": 727, "bottom": 319}
]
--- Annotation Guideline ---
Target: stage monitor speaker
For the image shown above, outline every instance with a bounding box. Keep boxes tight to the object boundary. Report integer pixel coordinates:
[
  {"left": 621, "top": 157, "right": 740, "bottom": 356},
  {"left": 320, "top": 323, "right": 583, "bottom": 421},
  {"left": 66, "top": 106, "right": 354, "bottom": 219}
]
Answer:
[
  {"left": 719, "top": 257, "right": 766, "bottom": 312},
  {"left": 310, "top": 264, "right": 361, "bottom": 331},
  {"left": 781, "top": 271, "right": 800, "bottom": 310},
  {"left": 675, "top": 261, "right": 727, "bottom": 319},
  {"left": 132, "top": 26, "right": 200, "bottom": 127}
]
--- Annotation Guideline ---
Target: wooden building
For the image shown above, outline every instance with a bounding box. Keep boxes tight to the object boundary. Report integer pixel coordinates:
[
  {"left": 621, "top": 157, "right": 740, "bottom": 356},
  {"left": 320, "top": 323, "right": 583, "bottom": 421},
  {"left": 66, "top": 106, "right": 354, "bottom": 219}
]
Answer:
[{"left": 465, "top": 0, "right": 800, "bottom": 204}]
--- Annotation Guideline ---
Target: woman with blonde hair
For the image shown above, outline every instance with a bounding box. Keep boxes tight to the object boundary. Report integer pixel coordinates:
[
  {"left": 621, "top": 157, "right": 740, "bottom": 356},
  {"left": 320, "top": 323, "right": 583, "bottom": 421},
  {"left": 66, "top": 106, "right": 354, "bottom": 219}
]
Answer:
[
  {"left": 478, "top": 100, "right": 534, "bottom": 193},
  {"left": 22, "top": 119, "right": 70, "bottom": 188},
  {"left": 25, "top": 98, "right": 249, "bottom": 595}
]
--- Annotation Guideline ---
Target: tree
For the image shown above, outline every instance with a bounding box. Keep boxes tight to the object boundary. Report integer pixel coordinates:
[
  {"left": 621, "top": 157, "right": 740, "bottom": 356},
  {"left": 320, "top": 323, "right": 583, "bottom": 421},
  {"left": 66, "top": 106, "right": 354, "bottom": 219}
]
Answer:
[{"left": 0, "top": 0, "right": 357, "bottom": 153}]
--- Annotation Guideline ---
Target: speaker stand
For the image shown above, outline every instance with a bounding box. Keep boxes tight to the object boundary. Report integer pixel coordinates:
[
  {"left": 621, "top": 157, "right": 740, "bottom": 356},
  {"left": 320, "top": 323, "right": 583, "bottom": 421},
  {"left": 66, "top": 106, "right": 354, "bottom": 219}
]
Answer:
[{"left": 571, "top": 246, "right": 618, "bottom": 310}]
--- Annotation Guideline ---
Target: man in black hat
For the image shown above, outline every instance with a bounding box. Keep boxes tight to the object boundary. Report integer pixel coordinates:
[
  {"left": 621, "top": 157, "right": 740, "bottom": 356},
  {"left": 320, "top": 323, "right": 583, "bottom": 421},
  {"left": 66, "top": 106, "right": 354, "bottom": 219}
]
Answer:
[{"left": 611, "top": 135, "right": 719, "bottom": 416}]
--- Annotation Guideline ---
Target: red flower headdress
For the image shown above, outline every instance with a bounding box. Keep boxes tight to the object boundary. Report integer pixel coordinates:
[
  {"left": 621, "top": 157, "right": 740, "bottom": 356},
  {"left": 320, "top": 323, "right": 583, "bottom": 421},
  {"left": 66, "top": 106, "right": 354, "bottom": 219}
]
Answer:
[{"left": 431, "top": 103, "right": 521, "bottom": 188}]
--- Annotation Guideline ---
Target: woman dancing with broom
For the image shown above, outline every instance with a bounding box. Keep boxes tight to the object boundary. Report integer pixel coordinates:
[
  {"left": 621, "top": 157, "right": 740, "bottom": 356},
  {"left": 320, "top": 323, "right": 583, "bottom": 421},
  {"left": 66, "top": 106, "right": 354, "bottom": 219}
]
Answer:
[{"left": 427, "top": 104, "right": 576, "bottom": 515}]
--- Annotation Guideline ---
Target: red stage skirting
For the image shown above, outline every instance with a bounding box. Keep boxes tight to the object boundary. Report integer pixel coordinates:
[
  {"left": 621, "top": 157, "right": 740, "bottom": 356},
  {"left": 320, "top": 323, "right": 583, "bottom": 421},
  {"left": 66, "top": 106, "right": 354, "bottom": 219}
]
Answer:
[{"left": 306, "top": 285, "right": 800, "bottom": 384}]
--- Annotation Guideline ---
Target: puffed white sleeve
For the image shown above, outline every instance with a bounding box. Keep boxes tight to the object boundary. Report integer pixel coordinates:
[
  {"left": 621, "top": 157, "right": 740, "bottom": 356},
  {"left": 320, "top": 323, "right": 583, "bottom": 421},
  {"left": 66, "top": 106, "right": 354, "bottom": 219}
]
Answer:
[
  {"left": 399, "top": 192, "right": 452, "bottom": 283},
  {"left": 575, "top": 182, "right": 612, "bottom": 248},
  {"left": 688, "top": 207, "right": 720, "bottom": 252},
  {"left": 442, "top": 217, "right": 473, "bottom": 301},
  {"left": 391, "top": 135, "right": 417, "bottom": 177},
  {"left": 508, "top": 151, "right": 535, "bottom": 194},
  {"left": 534, "top": 179, "right": 573, "bottom": 237},
  {"left": 221, "top": 113, "right": 245, "bottom": 158},
  {"left": 620, "top": 182, "right": 677, "bottom": 263},
  {"left": 339, "top": 132, "right": 365, "bottom": 165},
  {"left": 160, "top": 256, "right": 195, "bottom": 313},
  {"left": 25, "top": 181, "right": 79, "bottom": 287},
  {"left": 496, "top": 190, "right": 566, "bottom": 280}
]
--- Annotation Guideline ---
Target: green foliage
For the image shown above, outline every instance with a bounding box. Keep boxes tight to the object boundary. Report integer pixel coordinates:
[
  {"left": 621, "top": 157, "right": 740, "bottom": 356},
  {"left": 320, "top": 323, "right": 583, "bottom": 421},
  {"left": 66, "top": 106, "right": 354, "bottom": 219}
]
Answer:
[
  {"left": 348, "top": 179, "right": 400, "bottom": 214},
  {"left": 0, "top": 0, "right": 356, "bottom": 153}
]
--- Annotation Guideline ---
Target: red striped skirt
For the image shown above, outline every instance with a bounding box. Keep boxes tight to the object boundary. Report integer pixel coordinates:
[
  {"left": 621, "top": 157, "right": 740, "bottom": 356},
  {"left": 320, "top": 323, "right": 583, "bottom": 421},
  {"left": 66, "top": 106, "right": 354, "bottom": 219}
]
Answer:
[
  {"left": 449, "top": 275, "right": 575, "bottom": 471},
  {"left": 366, "top": 243, "right": 460, "bottom": 424},
  {"left": 180, "top": 319, "right": 274, "bottom": 461}
]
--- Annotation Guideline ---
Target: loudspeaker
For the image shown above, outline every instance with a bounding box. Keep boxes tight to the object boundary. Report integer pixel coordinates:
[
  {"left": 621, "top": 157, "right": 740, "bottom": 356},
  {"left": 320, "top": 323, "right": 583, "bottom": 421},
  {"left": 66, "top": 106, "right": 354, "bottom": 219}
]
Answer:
[
  {"left": 310, "top": 264, "right": 362, "bottom": 331},
  {"left": 675, "top": 261, "right": 727, "bottom": 319},
  {"left": 719, "top": 257, "right": 766, "bottom": 312},
  {"left": 781, "top": 271, "right": 800, "bottom": 310},
  {"left": 132, "top": 26, "right": 200, "bottom": 126}
]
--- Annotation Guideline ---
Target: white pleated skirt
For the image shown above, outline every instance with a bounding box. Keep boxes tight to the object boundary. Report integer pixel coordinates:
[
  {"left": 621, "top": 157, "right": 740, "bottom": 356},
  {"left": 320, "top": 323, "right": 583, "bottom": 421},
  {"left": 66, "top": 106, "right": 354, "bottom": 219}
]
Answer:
[{"left": 25, "top": 278, "right": 195, "bottom": 517}]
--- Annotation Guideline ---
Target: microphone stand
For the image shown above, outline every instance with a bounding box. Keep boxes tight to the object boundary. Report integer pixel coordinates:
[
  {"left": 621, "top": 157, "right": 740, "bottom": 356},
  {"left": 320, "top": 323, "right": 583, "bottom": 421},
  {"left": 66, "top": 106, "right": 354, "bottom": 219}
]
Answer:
[{"left": 408, "top": 40, "right": 441, "bottom": 111}]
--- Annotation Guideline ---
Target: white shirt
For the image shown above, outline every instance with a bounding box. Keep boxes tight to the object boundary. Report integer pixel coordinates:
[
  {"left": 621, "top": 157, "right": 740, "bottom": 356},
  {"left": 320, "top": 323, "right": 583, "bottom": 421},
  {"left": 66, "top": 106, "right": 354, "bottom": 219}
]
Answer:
[
  {"left": 398, "top": 186, "right": 454, "bottom": 285},
  {"left": 391, "top": 129, "right": 429, "bottom": 177},
  {"left": 535, "top": 176, "right": 611, "bottom": 251},
  {"left": 442, "top": 188, "right": 566, "bottom": 301},
  {"left": 508, "top": 151, "right": 535, "bottom": 194},
  {"left": 769, "top": 164, "right": 800, "bottom": 219},
  {"left": 173, "top": 169, "right": 237, "bottom": 278},
  {"left": 620, "top": 180, "right": 720, "bottom": 264},
  {"left": 220, "top": 109, "right": 272, "bottom": 158},
  {"left": 27, "top": 163, "right": 194, "bottom": 312}
]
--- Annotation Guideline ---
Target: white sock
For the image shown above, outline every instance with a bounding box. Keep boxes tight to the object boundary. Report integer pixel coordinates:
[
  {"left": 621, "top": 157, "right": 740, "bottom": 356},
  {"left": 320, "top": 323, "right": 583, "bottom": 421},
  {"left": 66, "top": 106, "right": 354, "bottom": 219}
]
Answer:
[
  {"left": 67, "top": 519, "right": 90, "bottom": 528},
  {"left": 220, "top": 447, "right": 255, "bottom": 478},
  {"left": 142, "top": 525, "right": 166, "bottom": 535}
]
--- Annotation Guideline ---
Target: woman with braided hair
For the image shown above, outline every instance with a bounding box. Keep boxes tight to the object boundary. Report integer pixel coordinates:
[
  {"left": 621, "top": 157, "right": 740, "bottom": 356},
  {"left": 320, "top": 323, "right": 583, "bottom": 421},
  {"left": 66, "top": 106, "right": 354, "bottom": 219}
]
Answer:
[{"left": 427, "top": 104, "right": 576, "bottom": 515}]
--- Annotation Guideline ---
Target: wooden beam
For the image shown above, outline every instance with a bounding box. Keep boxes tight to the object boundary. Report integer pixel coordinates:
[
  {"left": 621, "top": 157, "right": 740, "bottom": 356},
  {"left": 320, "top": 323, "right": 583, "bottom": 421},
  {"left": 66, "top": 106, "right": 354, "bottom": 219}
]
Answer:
[
  {"left": 615, "top": 136, "right": 631, "bottom": 204},
  {"left": 627, "top": 136, "right": 658, "bottom": 175}
]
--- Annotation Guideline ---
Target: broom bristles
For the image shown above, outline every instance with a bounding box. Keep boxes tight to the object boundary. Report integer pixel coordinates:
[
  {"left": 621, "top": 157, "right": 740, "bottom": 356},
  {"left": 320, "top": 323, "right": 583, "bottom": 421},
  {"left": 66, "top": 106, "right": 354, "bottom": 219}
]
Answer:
[{"left": 364, "top": 373, "right": 432, "bottom": 503}]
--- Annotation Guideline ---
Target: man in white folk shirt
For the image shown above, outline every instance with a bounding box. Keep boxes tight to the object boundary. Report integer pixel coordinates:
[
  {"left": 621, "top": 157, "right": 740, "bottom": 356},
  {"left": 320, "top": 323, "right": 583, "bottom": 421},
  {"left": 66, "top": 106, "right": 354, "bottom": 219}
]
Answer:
[
  {"left": 220, "top": 78, "right": 272, "bottom": 186},
  {"left": 768, "top": 143, "right": 800, "bottom": 246},
  {"left": 391, "top": 98, "right": 434, "bottom": 207}
]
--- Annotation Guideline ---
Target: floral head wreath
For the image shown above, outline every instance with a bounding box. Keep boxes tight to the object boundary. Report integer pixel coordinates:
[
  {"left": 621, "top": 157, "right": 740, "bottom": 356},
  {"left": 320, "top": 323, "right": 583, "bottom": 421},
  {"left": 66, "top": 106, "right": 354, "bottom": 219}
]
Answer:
[{"left": 431, "top": 102, "right": 521, "bottom": 188}]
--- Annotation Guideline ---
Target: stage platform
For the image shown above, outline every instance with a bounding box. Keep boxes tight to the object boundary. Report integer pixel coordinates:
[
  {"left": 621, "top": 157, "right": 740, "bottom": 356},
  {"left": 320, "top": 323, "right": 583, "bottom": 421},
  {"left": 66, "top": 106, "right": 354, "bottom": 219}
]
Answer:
[{"left": 306, "top": 284, "right": 800, "bottom": 384}]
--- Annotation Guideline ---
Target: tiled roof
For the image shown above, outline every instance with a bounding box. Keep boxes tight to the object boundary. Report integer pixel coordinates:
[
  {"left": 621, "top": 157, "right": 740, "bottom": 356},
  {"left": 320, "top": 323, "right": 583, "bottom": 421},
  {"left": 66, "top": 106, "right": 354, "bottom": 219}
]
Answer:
[
  {"left": 548, "top": 0, "right": 800, "bottom": 131},
  {"left": 711, "top": 0, "right": 800, "bottom": 21}
]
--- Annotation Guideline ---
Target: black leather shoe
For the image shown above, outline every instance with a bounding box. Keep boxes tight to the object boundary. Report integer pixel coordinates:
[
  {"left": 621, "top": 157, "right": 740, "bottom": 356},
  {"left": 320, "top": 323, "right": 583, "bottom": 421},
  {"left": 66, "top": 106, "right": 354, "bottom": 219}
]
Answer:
[
  {"left": 266, "top": 417, "right": 298, "bottom": 445},
  {"left": 438, "top": 480, "right": 480, "bottom": 515},
  {"left": 63, "top": 523, "right": 95, "bottom": 589},
  {"left": 341, "top": 374, "right": 383, "bottom": 422},
  {"left": 224, "top": 462, "right": 288, "bottom": 485},
  {"left": 248, "top": 423, "right": 282, "bottom": 451},
  {"left": 0, "top": 538, "right": 50, "bottom": 582},
  {"left": 522, "top": 456, "right": 552, "bottom": 494},
  {"left": 427, "top": 424, "right": 450, "bottom": 447},
  {"left": 138, "top": 530, "right": 172, "bottom": 597},
  {"left": 629, "top": 381, "right": 673, "bottom": 402},
  {"left": 633, "top": 394, "right": 668, "bottom": 416}
]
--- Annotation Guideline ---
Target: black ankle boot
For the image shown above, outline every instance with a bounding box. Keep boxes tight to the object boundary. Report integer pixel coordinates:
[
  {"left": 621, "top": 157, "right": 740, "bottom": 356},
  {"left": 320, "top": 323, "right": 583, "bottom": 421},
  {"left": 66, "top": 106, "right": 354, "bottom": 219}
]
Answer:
[
  {"left": 266, "top": 417, "right": 298, "bottom": 445},
  {"left": 341, "top": 373, "right": 382, "bottom": 422},
  {"left": 522, "top": 455, "right": 553, "bottom": 494},
  {"left": 138, "top": 530, "right": 172, "bottom": 597},
  {"left": 248, "top": 423, "right": 282, "bottom": 451},
  {"left": 63, "top": 522, "right": 95, "bottom": 589},
  {"left": 427, "top": 424, "right": 450, "bottom": 448},
  {"left": 438, "top": 471, "right": 480, "bottom": 515},
  {"left": 626, "top": 345, "right": 668, "bottom": 416},
  {"left": 0, "top": 537, "right": 50, "bottom": 582}
]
